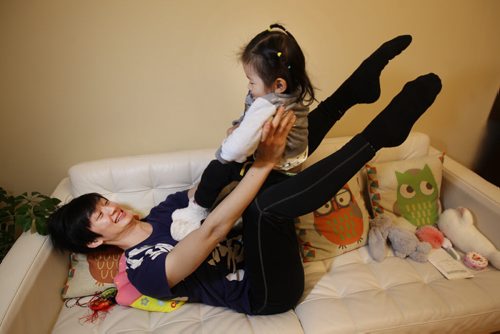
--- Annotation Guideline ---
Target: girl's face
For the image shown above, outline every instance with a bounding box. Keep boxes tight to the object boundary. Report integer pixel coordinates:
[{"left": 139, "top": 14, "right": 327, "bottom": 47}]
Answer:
[{"left": 244, "top": 63, "right": 271, "bottom": 99}]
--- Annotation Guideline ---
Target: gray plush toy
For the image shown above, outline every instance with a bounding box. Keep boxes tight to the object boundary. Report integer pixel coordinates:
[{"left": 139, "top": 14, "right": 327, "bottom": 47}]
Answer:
[{"left": 368, "top": 215, "right": 432, "bottom": 262}]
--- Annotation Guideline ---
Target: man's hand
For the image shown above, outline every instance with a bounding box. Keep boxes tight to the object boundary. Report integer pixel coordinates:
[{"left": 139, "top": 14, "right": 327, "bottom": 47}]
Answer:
[{"left": 255, "top": 106, "right": 296, "bottom": 165}]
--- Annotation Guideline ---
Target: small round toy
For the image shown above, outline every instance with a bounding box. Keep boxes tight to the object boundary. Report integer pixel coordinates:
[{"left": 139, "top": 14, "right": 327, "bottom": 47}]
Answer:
[{"left": 463, "top": 252, "right": 488, "bottom": 270}]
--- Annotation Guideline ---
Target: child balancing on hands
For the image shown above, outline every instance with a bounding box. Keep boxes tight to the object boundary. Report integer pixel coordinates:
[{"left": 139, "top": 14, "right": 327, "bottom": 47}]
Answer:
[{"left": 170, "top": 23, "right": 315, "bottom": 240}]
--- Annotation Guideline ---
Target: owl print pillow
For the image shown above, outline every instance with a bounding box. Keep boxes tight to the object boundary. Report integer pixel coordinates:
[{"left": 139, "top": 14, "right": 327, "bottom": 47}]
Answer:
[
  {"left": 296, "top": 174, "right": 371, "bottom": 262},
  {"left": 62, "top": 246, "right": 123, "bottom": 299},
  {"left": 365, "top": 153, "right": 444, "bottom": 229}
]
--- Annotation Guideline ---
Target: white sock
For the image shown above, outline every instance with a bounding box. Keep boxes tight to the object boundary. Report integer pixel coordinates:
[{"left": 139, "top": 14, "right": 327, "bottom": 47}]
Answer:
[{"left": 170, "top": 200, "right": 209, "bottom": 241}]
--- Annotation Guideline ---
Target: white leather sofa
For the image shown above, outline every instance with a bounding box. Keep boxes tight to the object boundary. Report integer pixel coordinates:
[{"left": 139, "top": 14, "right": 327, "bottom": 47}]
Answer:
[{"left": 1, "top": 133, "right": 499, "bottom": 334}]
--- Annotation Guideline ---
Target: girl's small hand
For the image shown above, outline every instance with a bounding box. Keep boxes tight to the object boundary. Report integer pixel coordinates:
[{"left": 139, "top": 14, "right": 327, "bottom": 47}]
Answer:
[{"left": 256, "top": 106, "right": 295, "bottom": 165}]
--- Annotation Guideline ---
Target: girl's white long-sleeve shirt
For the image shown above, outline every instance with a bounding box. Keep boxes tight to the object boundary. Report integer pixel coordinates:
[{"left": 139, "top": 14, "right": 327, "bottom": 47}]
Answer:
[{"left": 215, "top": 92, "right": 309, "bottom": 171}]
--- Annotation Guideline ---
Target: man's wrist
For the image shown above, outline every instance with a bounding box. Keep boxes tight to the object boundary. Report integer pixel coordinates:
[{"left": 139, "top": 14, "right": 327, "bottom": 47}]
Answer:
[{"left": 251, "top": 159, "right": 275, "bottom": 171}]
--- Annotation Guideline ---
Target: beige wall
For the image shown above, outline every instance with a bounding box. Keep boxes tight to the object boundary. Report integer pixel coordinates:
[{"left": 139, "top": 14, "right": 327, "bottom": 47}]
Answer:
[{"left": 0, "top": 0, "right": 499, "bottom": 195}]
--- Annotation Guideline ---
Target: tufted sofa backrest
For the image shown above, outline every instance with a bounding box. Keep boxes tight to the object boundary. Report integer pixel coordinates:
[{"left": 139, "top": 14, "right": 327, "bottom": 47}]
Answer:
[
  {"left": 69, "top": 149, "right": 214, "bottom": 217},
  {"left": 68, "top": 132, "right": 430, "bottom": 217}
]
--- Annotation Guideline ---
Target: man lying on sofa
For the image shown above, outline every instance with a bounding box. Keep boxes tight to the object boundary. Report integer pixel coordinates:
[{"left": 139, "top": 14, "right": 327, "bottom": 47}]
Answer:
[{"left": 47, "top": 35, "right": 442, "bottom": 315}]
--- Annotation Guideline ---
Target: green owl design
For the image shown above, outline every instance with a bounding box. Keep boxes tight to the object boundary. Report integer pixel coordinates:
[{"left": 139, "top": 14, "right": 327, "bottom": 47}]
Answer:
[{"left": 394, "top": 164, "right": 439, "bottom": 227}]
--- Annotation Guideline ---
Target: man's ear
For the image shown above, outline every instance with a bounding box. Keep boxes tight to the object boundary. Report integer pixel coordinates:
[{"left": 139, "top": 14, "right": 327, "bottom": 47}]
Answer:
[
  {"left": 87, "top": 238, "right": 104, "bottom": 249},
  {"left": 273, "top": 78, "right": 287, "bottom": 94}
]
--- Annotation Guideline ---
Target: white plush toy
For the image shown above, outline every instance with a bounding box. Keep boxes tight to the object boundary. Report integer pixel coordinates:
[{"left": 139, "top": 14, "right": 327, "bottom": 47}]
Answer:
[{"left": 437, "top": 207, "right": 500, "bottom": 269}]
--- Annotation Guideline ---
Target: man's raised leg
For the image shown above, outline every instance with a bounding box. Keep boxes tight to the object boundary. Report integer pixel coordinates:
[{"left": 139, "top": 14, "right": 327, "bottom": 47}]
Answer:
[
  {"left": 308, "top": 35, "right": 413, "bottom": 153},
  {"left": 260, "top": 73, "right": 442, "bottom": 218}
]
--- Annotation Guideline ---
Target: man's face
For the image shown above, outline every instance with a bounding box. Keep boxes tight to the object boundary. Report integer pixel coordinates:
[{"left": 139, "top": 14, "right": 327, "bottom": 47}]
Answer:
[{"left": 87, "top": 198, "right": 134, "bottom": 246}]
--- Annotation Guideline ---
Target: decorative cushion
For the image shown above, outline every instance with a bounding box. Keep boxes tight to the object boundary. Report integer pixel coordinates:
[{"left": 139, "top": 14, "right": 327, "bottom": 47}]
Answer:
[
  {"left": 365, "top": 154, "right": 444, "bottom": 228},
  {"left": 297, "top": 175, "right": 371, "bottom": 262},
  {"left": 62, "top": 246, "right": 122, "bottom": 299}
]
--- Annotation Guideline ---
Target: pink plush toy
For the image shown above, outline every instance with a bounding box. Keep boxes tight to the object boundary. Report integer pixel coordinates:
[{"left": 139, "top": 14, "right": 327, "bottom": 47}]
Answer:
[{"left": 416, "top": 225, "right": 444, "bottom": 249}]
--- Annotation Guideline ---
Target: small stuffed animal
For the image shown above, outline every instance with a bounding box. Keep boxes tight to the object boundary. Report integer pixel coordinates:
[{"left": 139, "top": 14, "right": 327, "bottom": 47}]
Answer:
[
  {"left": 368, "top": 216, "right": 392, "bottom": 262},
  {"left": 368, "top": 215, "right": 432, "bottom": 262},
  {"left": 438, "top": 207, "right": 500, "bottom": 269},
  {"left": 416, "top": 225, "right": 444, "bottom": 249}
]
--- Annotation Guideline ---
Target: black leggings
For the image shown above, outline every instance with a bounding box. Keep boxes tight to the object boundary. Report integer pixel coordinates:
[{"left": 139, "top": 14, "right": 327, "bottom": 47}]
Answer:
[{"left": 244, "top": 100, "right": 376, "bottom": 315}]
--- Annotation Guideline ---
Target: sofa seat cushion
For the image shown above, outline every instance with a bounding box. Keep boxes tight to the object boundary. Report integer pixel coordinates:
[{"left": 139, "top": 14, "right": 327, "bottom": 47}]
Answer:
[
  {"left": 52, "top": 301, "right": 304, "bottom": 334},
  {"left": 296, "top": 245, "right": 500, "bottom": 333}
]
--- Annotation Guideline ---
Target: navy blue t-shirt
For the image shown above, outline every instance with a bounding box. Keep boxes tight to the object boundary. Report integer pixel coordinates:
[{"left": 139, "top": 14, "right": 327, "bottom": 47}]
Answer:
[{"left": 124, "top": 190, "right": 251, "bottom": 313}]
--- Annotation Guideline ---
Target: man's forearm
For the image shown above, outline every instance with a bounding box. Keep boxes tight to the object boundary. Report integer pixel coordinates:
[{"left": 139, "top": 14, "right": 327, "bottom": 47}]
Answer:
[
  {"left": 165, "top": 160, "right": 274, "bottom": 287},
  {"left": 207, "top": 159, "right": 274, "bottom": 237}
]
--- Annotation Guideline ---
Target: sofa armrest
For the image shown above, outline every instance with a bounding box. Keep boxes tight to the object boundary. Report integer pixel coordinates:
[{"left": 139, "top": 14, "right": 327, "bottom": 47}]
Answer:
[
  {"left": 0, "top": 234, "right": 68, "bottom": 334},
  {"left": 0, "top": 178, "right": 72, "bottom": 334},
  {"left": 439, "top": 149, "right": 500, "bottom": 248}
]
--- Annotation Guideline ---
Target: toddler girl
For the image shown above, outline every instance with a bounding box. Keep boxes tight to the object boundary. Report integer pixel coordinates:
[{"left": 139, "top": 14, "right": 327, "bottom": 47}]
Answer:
[{"left": 171, "top": 24, "right": 315, "bottom": 240}]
